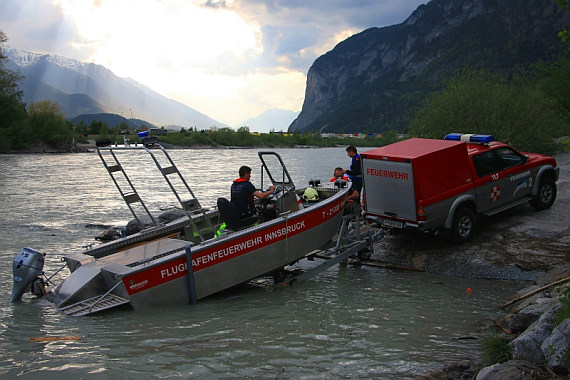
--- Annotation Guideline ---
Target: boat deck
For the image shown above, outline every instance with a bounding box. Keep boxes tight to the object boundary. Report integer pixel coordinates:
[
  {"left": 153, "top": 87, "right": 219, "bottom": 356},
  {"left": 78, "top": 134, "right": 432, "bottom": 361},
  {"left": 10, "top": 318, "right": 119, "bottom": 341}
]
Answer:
[
  {"left": 98, "top": 238, "right": 190, "bottom": 268},
  {"left": 65, "top": 238, "right": 190, "bottom": 272}
]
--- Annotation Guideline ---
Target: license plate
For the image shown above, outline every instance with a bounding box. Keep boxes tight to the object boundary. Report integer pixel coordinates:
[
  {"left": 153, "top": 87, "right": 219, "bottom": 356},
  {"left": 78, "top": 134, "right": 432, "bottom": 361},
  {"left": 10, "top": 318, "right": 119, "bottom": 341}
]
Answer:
[{"left": 383, "top": 219, "right": 403, "bottom": 228}]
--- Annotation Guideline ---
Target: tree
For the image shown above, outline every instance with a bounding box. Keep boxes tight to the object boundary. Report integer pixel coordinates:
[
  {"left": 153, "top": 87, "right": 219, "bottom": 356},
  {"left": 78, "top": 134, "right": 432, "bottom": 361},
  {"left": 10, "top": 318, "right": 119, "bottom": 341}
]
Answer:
[
  {"left": 529, "top": 57, "right": 570, "bottom": 129},
  {"left": 27, "top": 100, "right": 72, "bottom": 146},
  {"left": 0, "top": 30, "right": 26, "bottom": 134},
  {"left": 89, "top": 120, "right": 104, "bottom": 135},
  {"left": 117, "top": 121, "right": 131, "bottom": 133},
  {"left": 408, "top": 68, "right": 565, "bottom": 153},
  {"left": 99, "top": 122, "right": 111, "bottom": 138},
  {"left": 557, "top": 0, "right": 570, "bottom": 47}
]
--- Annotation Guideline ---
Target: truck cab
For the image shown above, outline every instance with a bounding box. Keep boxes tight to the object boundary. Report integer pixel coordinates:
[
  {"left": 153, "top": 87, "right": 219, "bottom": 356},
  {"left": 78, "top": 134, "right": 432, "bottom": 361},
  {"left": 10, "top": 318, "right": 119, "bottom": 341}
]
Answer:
[{"left": 361, "top": 134, "right": 559, "bottom": 242}]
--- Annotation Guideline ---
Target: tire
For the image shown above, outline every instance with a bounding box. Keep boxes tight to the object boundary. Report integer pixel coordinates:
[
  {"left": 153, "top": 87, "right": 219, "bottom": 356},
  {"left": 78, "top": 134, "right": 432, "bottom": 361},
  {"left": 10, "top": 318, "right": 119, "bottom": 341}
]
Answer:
[
  {"left": 529, "top": 177, "right": 556, "bottom": 211},
  {"left": 357, "top": 248, "right": 371, "bottom": 261},
  {"left": 451, "top": 206, "right": 476, "bottom": 243}
]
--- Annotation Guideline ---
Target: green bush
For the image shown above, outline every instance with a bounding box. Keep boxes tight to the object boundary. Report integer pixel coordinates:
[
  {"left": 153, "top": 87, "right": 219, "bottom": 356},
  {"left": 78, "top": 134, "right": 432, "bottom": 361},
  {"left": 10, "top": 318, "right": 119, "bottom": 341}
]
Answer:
[
  {"left": 481, "top": 334, "right": 512, "bottom": 366},
  {"left": 555, "top": 287, "right": 570, "bottom": 326},
  {"left": 408, "top": 63, "right": 569, "bottom": 154},
  {"left": 27, "top": 100, "right": 73, "bottom": 147}
]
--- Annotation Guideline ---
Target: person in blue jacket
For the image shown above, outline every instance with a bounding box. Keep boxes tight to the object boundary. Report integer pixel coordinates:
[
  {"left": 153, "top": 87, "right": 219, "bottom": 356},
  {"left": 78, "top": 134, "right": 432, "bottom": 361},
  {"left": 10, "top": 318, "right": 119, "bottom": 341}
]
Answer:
[
  {"left": 343, "top": 145, "right": 362, "bottom": 198},
  {"left": 231, "top": 165, "right": 275, "bottom": 218}
]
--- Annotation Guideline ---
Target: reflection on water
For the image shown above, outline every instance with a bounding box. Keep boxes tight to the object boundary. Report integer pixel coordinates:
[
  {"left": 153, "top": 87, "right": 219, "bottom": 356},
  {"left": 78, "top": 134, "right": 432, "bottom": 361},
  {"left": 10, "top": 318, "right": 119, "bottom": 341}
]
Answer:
[{"left": 0, "top": 148, "right": 522, "bottom": 378}]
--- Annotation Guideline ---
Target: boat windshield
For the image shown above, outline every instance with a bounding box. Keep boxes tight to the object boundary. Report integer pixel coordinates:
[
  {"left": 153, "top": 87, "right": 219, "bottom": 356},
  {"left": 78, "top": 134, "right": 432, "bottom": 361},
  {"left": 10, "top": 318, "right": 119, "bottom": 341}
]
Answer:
[{"left": 258, "top": 152, "right": 294, "bottom": 187}]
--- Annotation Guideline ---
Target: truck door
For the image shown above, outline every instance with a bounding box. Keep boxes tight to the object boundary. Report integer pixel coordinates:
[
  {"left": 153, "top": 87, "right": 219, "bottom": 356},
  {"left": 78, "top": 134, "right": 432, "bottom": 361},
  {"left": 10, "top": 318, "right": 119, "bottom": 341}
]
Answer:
[
  {"left": 493, "top": 147, "right": 533, "bottom": 201},
  {"left": 362, "top": 159, "right": 416, "bottom": 221},
  {"left": 472, "top": 150, "right": 510, "bottom": 212}
]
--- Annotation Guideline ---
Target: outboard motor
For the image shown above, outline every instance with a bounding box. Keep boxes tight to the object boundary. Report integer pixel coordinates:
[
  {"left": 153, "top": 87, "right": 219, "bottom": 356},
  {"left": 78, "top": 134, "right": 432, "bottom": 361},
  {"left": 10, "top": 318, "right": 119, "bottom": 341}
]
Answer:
[{"left": 10, "top": 248, "right": 45, "bottom": 302}]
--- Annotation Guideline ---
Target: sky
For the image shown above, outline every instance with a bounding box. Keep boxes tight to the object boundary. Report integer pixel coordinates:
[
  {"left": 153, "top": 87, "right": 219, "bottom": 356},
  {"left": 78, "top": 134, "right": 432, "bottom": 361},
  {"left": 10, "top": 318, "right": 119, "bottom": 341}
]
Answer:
[{"left": 1, "top": 0, "right": 427, "bottom": 127}]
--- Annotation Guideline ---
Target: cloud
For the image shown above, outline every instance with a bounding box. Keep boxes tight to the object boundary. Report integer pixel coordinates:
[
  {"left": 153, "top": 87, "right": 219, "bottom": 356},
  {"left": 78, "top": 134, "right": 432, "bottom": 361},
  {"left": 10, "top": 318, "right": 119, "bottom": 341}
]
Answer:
[
  {"left": 223, "top": 0, "right": 426, "bottom": 72},
  {"left": 0, "top": 0, "right": 427, "bottom": 126},
  {"left": 0, "top": 0, "right": 83, "bottom": 57}
]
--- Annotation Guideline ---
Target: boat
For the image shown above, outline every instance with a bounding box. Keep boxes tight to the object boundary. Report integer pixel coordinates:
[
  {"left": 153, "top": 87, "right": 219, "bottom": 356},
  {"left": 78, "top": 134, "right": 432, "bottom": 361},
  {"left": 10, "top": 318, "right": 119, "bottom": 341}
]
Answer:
[{"left": 11, "top": 141, "right": 381, "bottom": 316}]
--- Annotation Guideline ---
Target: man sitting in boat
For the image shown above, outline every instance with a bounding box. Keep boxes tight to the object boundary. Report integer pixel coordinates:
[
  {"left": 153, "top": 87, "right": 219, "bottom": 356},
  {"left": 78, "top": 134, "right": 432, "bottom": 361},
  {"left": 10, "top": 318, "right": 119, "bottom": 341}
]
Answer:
[
  {"left": 231, "top": 165, "right": 275, "bottom": 218},
  {"left": 330, "top": 167, "right": 348, "bottom": 182},
  {"left": 336, "top": 165, "right": 360, "bottom": 214}
]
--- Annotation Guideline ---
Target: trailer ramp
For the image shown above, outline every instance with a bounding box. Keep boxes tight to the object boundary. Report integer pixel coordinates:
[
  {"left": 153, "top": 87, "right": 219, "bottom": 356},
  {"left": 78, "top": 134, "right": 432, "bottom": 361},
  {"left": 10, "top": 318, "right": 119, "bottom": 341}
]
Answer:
[{"left": 276, "top": 214, "right": 384, "bottom": 286}]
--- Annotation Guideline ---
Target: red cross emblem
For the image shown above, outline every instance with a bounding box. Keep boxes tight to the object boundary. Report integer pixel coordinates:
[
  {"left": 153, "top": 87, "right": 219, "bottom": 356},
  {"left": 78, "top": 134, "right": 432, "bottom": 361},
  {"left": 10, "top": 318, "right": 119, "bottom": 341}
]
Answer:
[{"left": 490, "top": 186, "right": 501, "bottom": 202}]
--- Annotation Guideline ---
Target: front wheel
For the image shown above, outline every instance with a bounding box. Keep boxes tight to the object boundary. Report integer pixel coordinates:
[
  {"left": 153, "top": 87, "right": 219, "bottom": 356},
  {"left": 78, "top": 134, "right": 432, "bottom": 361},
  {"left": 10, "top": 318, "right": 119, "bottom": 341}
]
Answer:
[
  {"left": 357, "top": 248, "right": 372, "bottom": 261},
  {"left": 451, "top": 206, "right": 476, "bottom": 243},
  {"left": 529, "top": 177, "right": 556, "bottom": 210}
]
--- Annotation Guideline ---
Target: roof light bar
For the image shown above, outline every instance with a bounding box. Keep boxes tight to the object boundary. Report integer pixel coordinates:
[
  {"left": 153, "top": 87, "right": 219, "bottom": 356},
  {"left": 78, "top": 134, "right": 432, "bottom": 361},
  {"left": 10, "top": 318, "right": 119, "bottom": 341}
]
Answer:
[{"left": 444, "top": 133, "right": 494, "bottom": 143}]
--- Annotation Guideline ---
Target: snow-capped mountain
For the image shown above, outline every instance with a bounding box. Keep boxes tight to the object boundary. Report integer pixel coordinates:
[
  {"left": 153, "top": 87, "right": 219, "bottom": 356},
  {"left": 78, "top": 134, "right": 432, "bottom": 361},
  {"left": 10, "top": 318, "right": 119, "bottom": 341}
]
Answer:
[{"left": 5, "top": 49, "right": 225, "bottom": 129}]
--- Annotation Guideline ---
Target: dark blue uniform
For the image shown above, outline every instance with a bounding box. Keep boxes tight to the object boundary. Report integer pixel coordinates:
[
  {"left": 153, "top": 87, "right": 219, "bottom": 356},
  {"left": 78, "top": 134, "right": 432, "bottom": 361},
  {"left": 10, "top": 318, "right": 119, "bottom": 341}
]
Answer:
[
  {"left": 346, "top": 154, "right": 362, "bottom": 195},
  {"left": 230, "top": 178, "right": 256, "bottom": 218}
]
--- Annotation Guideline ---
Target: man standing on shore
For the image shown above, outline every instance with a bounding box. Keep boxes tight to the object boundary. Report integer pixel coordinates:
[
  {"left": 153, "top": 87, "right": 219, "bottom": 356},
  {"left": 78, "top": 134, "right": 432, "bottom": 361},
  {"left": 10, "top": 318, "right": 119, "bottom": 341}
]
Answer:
[{"left": 343, "top": 145, "right": 362, "bottom": 199}]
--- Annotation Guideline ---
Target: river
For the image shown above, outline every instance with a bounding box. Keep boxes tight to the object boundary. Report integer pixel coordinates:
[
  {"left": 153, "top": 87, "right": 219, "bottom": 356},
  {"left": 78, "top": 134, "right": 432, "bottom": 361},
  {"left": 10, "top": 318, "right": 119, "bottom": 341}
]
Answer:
[{"left": 0, "top": 147, "right": 522, "bottom": 379}]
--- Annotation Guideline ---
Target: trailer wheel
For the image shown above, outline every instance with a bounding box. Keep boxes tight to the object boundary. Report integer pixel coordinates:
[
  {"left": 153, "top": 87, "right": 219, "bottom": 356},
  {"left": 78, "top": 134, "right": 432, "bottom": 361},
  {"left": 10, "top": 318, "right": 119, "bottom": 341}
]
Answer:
[
  {"left": 357, "top": 248, "right": 371, "bottom": 261},
  {"left": 451, "top": 206, "right": 476, "bottom": 243},
  {"left": 529, "top": 177, "right": 556, "bottom": 210}
]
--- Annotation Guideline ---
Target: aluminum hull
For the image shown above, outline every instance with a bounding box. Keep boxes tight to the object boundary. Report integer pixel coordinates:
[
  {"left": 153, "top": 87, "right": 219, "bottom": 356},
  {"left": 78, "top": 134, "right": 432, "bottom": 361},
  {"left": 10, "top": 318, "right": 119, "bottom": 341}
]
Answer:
[{"left": 52, "top": 186, "right": 348, "bottom": 314}]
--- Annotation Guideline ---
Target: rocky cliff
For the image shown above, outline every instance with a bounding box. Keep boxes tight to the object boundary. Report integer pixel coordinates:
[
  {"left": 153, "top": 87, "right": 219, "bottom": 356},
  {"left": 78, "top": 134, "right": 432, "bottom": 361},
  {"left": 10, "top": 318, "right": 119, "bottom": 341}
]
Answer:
[{"left": 289, "top": 0, "right": 570, "bottom": 134}]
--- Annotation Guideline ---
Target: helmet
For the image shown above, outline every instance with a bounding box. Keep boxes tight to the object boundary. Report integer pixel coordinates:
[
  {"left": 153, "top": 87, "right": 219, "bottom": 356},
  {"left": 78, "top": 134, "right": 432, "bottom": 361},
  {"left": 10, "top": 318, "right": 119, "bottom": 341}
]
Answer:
[{"left": 302, "top": 187, "right": 319, "bottom": 202}]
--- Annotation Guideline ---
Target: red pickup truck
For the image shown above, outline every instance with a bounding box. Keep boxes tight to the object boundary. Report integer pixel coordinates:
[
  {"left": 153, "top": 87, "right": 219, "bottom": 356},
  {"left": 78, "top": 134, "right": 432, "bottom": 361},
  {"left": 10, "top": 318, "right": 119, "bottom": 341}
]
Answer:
[{"left": 361, "top": 134, "right": 559, "bottom": 242}]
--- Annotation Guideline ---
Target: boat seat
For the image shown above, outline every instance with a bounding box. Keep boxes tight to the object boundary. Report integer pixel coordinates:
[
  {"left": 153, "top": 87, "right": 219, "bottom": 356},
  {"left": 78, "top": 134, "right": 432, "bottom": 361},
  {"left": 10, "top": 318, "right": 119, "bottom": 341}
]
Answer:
[{"left": 217, "top": 198, "right": 258, "bottom": 231}]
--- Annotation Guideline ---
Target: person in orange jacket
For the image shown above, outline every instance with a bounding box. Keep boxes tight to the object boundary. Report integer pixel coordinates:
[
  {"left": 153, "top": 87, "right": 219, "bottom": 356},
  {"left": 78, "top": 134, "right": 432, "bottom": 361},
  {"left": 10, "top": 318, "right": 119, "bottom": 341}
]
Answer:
[{"left": 330, "top": 167, "right": 348, "bottom": 182}]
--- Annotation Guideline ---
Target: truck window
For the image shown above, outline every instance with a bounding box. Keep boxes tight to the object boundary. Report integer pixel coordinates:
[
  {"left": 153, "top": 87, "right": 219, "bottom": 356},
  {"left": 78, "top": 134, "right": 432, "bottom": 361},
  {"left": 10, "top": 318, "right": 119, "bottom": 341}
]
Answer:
[
  {"left": 495, "top": 147, "right": 525, "bottom": 169},
  {"left": 472, "top": 151, "right": 501, "bottom": 177},
  {"left": 473, "top": 147, "right": 525, "bottom": 177}
]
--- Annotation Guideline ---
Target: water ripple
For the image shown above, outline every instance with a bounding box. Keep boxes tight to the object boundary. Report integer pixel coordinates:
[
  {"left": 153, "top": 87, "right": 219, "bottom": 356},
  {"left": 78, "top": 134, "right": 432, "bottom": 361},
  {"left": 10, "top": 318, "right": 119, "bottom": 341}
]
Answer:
[{"left": 0, "top": 150, "right": 523, "bottom": 379}]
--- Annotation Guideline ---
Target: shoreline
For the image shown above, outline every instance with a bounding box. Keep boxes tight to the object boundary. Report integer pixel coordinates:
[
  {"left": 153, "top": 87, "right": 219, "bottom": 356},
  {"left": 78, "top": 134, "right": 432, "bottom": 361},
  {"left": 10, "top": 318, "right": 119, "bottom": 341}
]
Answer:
[
  {"left": 0, "top": 141, "right": 329, "bottom": 154},
  {"left": 403, "top": 150, "right": 570, "bottom": 379}
]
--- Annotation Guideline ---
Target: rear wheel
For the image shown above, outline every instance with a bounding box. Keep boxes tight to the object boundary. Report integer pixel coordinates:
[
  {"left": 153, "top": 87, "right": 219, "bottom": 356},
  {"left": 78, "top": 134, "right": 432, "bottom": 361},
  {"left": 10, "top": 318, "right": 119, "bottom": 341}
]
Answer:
[
  {"left": 357, "top": 248, "right": 372, "bottom": 261},
  {"left": 451, "top": 206, "right": 476, "bottom": 243},
  {"left": 529, "top": 177, "right": 556, "bottom": 210}
]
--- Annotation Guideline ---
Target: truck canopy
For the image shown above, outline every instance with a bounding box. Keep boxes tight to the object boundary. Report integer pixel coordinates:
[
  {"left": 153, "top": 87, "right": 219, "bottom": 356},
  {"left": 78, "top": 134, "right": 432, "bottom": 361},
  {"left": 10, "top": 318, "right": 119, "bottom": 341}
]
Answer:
[{"left": 361, "top": 138, "right": 473, "bottom": 220}]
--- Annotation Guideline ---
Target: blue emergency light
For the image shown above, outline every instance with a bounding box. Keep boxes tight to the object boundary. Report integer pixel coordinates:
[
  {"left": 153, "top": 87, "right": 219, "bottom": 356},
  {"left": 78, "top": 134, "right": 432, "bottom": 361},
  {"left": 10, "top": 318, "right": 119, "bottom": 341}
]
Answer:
[
  {"left": 138, "top": 131, "right": 149, "bottom": 138},
  {"left": 444, "top": 133, "right": 494, "bottom": 143}
]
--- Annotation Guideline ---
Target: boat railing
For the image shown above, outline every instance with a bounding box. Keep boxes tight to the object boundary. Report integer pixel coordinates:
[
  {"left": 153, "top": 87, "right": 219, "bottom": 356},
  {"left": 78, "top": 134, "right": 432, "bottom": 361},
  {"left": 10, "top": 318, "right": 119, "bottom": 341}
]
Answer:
[{"left": 97, "top": 142, "right": 215, "bottom": 242}]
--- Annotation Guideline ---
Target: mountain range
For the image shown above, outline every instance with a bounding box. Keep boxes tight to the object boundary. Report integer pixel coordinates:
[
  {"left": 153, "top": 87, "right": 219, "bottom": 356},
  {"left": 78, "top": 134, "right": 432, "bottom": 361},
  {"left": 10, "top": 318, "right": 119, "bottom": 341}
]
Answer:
[
  {"left": 5, "top": 49, "right": 225, "bottom": 130},
  {"left": 5, "top": 0, "right": 569, "bottom": 134},
  {"left": 289, "top": 0, "right": 570, "bottom": 134},
  {"left": 240, "top": 109, "right": 300, "bottom": 133}
]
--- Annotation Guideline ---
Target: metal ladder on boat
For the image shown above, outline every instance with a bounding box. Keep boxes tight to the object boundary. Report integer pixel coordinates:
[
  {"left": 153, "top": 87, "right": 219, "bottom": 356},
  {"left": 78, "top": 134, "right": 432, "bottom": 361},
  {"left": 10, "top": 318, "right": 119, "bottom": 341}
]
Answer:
[
  {"left": 58, "top": 286, "right": 131, "bottom": 317},
  {"left": 97, "top": 141, "right": 214, "bottom": 241}
]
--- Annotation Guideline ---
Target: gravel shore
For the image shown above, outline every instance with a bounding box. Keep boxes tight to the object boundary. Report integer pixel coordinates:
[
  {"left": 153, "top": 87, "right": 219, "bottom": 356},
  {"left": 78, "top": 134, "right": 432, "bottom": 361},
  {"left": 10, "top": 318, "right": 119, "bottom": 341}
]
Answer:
[{"left": 369, "top": 150, "right": 570, "bottom": 379}]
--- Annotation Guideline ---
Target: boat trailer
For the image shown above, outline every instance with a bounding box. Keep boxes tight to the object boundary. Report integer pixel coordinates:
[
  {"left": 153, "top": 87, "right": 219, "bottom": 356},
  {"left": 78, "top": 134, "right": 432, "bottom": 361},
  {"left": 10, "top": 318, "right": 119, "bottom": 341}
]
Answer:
[{"left": 273, "top": 209, "right": 384, "bottom": 286}]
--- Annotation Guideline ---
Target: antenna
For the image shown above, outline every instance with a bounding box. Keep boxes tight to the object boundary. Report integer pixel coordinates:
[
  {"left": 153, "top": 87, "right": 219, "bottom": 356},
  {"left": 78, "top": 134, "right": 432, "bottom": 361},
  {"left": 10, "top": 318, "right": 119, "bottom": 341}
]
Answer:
[{"left": 130, "top": 108, "right": 134, "bottom": 131}]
